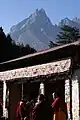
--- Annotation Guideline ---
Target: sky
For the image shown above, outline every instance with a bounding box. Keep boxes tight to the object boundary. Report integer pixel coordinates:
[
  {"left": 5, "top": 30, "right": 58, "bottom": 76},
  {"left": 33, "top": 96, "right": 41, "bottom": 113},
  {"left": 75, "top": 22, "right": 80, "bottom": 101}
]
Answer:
[{"left": 0, "top": 0, "right": 80, "bottom": 33}]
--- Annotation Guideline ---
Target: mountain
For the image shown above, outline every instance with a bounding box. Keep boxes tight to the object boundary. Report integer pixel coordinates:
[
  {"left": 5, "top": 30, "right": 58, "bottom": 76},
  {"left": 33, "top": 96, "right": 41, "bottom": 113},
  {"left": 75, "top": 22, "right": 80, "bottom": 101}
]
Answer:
[
  {"left": 73, "top": 17, "right": 80, "bottom": 24},
  {"left": 10, "top": 9, "right": 80, "bottom": 51},
  {"left": 10, "top": 8, "right": 60, "bottom": 51},
  {"left": 59, "top": 17, "right": 80, "bottom": 29}
]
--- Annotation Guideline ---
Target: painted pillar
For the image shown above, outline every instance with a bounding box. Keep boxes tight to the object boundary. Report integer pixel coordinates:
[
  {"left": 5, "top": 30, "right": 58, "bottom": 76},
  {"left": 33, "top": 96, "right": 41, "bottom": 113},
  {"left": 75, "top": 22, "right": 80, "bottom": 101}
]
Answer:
[
  {"left": 3, "top": 81, "right": 8, "bottom": 118},
  {"left": 40, "top": 82, "right": 44, "bottom": 95},
  {"left": 21, "top": 82, "right": 24, "bottom": 100},
  {"left": 65, "top": 79, "right": 71, "bottom": 120},
  {"left": 72, "top": 76, "right": 79, "bottom": 120}
]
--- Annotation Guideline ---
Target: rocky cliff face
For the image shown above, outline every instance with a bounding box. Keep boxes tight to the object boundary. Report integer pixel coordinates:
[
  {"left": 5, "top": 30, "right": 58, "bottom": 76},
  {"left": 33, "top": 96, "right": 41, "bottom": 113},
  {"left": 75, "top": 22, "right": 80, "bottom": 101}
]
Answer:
[{"left": 10, "top": 8, "right": 60, "bottom": 51}]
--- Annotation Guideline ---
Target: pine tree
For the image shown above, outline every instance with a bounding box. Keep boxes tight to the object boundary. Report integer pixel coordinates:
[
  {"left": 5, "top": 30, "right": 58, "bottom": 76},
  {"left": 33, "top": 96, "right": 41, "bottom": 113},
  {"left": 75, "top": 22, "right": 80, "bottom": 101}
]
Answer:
[{"left": 57, "top": 25, "right": 80, "bottom": 44}]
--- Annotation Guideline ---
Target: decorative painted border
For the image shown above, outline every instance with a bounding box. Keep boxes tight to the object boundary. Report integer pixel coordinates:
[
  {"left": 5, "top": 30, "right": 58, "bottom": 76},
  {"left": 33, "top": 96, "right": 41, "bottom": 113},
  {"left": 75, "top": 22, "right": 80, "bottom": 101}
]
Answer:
[{"left": 0, "top": 59, "right": 71, "bottom": 81}]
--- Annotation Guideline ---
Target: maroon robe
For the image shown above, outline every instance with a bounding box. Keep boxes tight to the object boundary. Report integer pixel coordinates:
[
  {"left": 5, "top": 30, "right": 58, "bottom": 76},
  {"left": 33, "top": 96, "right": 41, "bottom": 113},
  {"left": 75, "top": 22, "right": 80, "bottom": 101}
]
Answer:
[
  {"left": 32, "top": 100, "right": 52, "bottom": 120},
  {"left": 51, "top": 97, "right": 68, "bottom": 119}
]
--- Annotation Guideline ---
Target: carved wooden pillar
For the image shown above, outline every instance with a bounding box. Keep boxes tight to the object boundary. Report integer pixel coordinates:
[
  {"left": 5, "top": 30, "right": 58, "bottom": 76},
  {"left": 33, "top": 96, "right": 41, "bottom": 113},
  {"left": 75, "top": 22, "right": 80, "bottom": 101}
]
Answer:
[
  {"left": 65, "top": 79, "right": 71, "bottom": 120},
  {"left": 72, "top": 76, "right": 79, "bottom": 120},
  {"left": 21, "top": 82, "right": 24, "bottom": 100},
  {"left": 40, "top": 82, "right": 44, "bottom": 95},
  {"left": 3, "top": 81, "right": 8, "bottom": 118}
]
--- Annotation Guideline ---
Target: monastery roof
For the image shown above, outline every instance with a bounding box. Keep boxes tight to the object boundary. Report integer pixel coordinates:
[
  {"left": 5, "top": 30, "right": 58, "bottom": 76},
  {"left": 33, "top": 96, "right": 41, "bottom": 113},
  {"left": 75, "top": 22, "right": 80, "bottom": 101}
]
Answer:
[{"left": 0, "top": 40, "right": 79, "bottom": 65}]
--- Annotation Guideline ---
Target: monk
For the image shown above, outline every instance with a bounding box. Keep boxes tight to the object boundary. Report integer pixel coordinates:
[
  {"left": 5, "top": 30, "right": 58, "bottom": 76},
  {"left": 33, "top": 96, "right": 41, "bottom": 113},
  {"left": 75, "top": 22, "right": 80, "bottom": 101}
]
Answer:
[
  {"left": 51, "top": 92, "right": 68, "bottom": 120},
  {"left": 16, "top": 100, "right": 28, "bottom": 120},
  {"left": 32, "top": 94, "right": 52, "bottom": 120},
  {"left": 16, "top": 101, "right": 22, "bottom": 120}
]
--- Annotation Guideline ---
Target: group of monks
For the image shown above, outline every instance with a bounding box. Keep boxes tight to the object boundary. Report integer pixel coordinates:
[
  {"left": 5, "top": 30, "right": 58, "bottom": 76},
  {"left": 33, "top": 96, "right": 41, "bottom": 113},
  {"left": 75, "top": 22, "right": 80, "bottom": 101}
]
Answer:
[{"left": 16, "top": 92, "right": 68, "bottom": 120}]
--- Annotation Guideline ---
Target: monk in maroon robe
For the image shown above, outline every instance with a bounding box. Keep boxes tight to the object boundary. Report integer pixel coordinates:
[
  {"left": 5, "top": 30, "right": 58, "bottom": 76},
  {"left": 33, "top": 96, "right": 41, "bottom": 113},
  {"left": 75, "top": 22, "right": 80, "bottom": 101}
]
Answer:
[
  {"left": 16, "top": 101, "right": 23, "bottom": 120},
  {"left": 32, "top": 94, "right": 52, "bottom": 120},
  {"left": 51, "top": 92, "right": 68, "bottom": 120}
]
